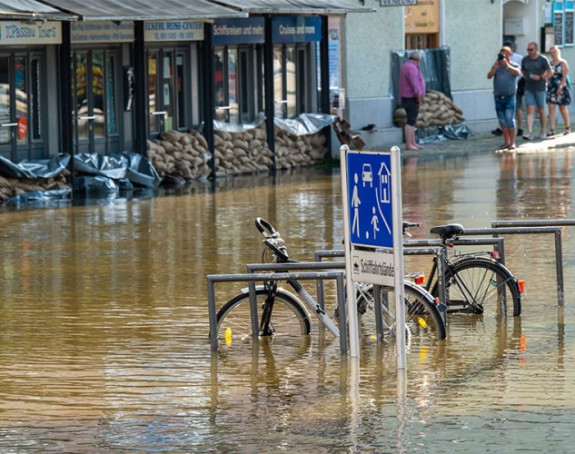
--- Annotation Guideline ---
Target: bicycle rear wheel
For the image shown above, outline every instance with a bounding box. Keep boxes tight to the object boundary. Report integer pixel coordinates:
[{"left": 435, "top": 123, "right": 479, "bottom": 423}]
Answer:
[
  {"left": 436, "top": 257, "right": 521, "bottom": 317},
  {"left": 217, "top": 289, "right": 312, "bottom": 348},
  {"left": 357, "top": 283, "right": 446, "bottom": 341}
]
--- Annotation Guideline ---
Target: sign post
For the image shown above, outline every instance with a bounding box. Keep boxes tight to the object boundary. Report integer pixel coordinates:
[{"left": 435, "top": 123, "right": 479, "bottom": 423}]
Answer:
[{"left": 340, "top": 145, "right": 406, "bottom": 368}]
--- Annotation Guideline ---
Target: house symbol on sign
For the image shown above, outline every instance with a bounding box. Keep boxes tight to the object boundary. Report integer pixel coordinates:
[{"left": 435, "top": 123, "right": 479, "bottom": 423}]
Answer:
[{"left": 378, "top": 162, "right": 391, "bottom": 204}]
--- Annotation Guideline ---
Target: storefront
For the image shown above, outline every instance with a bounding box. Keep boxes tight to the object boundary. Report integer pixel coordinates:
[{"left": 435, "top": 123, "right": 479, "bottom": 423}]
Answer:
[{"left": 0, "top": 3, "right": 73, "bottom": 162}]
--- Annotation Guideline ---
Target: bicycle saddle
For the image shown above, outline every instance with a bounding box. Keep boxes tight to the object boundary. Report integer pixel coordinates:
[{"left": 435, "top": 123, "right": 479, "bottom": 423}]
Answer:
[{"left": 430, "top": 224, "right": 465, "bottom": 240}]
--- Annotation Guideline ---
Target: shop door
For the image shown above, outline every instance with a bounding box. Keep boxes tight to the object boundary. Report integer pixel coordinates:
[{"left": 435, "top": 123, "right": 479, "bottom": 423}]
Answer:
[
  {"left": 0, "top": 55, "right": 43, "bottom": 161},
  {"left": 73, "top": 51, "right": 119, "bottom": 155}
]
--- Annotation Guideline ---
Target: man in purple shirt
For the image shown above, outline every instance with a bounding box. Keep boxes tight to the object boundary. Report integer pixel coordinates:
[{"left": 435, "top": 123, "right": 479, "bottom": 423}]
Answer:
[{"left": 399, "top": 50, "right": 426, "bottom": 150}]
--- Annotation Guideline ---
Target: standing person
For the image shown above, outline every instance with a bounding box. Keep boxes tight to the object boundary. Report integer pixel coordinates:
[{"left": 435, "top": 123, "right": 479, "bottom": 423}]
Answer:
[
  {"left": 521, "top": 42, "right": 553, "bottom": 140},
  {"left": 399, "top": 50, "right": 426, "bottom": 151},
  {"left": 546, "top": 45, "right": 571, "bottom": 136},
  {"left": 487, "top": 45, "right": 521, "bottom": 150},
  {"left": 505, "top": 40, "right": 525, "bottom": 137}
]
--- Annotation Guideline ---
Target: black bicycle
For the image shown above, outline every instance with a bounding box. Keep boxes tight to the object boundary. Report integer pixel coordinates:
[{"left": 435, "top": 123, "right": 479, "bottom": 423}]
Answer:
[
  {"left": 216, "top": 218, "right": 446, "bottom": 348},
  {"left": 405, "top": 222, "right": 522, "bottom": 318}
]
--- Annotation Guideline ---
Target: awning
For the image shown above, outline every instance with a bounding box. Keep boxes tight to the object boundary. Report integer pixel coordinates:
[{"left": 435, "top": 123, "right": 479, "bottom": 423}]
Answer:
[
  {"left": 0, "top": 0, "right": 76, "bottom": 20},
  {"left": 212, "top": 0, "right": 376, "bottom": 15},
  {"left": 38, "top": 0, "right": 246, "bottom": 21}
]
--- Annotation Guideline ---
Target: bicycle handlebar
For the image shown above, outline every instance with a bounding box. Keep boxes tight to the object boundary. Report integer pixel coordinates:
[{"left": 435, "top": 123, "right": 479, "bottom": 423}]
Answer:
[{"left": 255, "top": 217, "right": 289, "bottom": 261}]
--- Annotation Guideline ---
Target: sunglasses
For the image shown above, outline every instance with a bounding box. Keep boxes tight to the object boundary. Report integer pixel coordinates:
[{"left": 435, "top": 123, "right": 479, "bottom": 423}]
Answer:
[{"left": 527, "top": 48, "right": 535, "bottom": 51}]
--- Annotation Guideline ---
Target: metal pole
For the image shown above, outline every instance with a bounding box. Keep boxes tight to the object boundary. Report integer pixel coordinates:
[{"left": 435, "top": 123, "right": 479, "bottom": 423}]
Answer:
[
  {"left": 336, "top": 273, "right": 348, "bottom": 354},
  {"left": 248, "top": 281, "right": 259, "bottom": 339},
  {"left": 555, "top": 230, "right": 565, "bottom": 305},
  {"left": 391, "top": 145, "right": 406, "bottom": 369},
  {"left": 207, "top": 278, "right": 218, "bottom": 351}
]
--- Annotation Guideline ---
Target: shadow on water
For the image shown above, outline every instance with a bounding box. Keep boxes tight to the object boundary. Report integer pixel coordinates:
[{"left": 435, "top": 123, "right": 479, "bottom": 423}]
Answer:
[{"left": 0, "top": 151, "right": 574, "bottom": 450}]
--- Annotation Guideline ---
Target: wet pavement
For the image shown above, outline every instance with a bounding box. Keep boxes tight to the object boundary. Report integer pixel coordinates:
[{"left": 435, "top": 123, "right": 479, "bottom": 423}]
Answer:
[{"left": 379, "top": 127, "right": 575, "bottom": 158}]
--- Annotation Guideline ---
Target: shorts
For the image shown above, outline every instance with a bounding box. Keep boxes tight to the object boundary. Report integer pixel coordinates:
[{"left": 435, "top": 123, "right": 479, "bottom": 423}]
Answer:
[
  {"left": 495, "top": 95, "right": 516, "bottom": 129},
  {"left": 524, "top": 90, "right": 546, "bottom": 109},
  {"left": 401, "top": 97, "right": 419, "bottom": 127}
]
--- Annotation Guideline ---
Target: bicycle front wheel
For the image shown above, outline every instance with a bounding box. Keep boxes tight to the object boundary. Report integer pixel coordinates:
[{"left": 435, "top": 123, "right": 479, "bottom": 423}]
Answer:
[
  {"left": 441, "top": 258, "right": 521, "bottom": 317},
  {"left": 217, "top": 289, "right": 312, "bottom": 348},
  {"left": 357, "top": 283, "right": 446, "bottom": 341}
]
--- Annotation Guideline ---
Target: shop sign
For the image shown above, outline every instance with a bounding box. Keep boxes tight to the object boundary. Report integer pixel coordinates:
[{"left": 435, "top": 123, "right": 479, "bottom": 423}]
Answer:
[
  {"left": 272, "top": 16, "right": 322, "bottom": 43},
  {"left": 212, "top": 18, "right": 265, "bottom": 45},
  {"left": 405, "top": 0, "right": 439, "bottom": 34},
  {"left": 17, "top": 117, "right": 27, "bottom": 141},
  {"left": 0, "top": 21, "right": 61, "bottom": 45},
  {"left": 71, "top": 21, "right": 134, "bottom": 43},
  {"left": 144, "top": 20, "right": 204, "bottom": 42}
]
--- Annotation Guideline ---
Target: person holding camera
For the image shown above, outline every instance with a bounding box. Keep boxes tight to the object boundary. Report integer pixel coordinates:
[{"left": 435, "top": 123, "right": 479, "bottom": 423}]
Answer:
[
  {"left": 521, "top": 42, "right": 553, "bottom": 140},
  {"left": 487, "top": 46, "right": 521, "bottom": 150}
]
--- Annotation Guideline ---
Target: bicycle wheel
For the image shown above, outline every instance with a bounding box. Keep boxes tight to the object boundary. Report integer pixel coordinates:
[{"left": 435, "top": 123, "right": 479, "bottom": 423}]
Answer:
[
  {"left": 217, "top": 289, "right": 312, "bottom": 348},
  {"left": 435, "top": 257, "right": 521, "bottom": 317},
  {"left": 357, "top": 283, "right": 446, "bottom": 341}
]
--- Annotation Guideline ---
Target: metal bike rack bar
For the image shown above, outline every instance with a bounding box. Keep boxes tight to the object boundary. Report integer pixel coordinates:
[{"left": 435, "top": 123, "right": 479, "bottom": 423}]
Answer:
[
  {"left": 207, "top": 270, "right": 347, "bottom": 353},
  {"left": 463, "top": 226, "right": 564, "bottom": 305},
  {"left": 314, "top": 246, "right": 450, "bottom": 327}
]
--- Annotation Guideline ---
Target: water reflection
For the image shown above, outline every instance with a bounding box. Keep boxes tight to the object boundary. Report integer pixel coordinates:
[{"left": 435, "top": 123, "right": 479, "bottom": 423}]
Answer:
[{"left": 0, "top": 152, "right": 574, "bottom": 450}]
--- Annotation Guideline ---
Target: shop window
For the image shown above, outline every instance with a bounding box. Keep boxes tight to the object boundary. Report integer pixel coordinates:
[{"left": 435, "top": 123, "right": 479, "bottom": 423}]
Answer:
[
  {"left": 214, "top": 45, "right": 259, "bottom": 124},
  {"left": 404, "top": 1, "right": 439, "bottom": 49},
  {"left": 274, "top": 44, "right": 314, "bottom": 119},
  {"left": 147, "top": 47, "right": 189, "bottom": 135}
]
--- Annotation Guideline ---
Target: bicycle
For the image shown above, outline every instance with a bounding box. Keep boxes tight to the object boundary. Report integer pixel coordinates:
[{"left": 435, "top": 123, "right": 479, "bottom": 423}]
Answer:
[
  {"left": 404, "top": 222, "right": 522, "bottom": 318},
  {"left": 216, "top": 218, "right": 446, "bottom": 349}
]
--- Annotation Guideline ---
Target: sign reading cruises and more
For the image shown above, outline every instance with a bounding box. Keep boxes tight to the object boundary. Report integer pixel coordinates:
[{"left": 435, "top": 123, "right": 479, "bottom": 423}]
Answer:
[
  {"left": 212, "top": 18, "right": 265, "bottom": 45},
  {"left": 272, "top": 16, "right": 322, "bottom": 43},
  {"left": 0, "top": 21, "right": 61, "bottom": 45},
  {"left": 72, "top": 21, "right": 134, "bottom": 43},
  {"left": 145, "top": 20, "right": 204, "bottom": 42}
]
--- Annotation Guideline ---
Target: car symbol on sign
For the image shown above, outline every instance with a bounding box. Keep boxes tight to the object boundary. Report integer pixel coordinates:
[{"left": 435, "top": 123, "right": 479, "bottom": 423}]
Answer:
[{"left": 362, "top": 163, "right": 373, "bottom": 187}]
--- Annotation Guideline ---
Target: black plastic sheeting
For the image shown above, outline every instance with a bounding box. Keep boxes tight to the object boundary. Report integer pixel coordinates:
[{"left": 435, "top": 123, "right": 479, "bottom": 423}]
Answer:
[
  {"left": 73, "top": 151, "right": 161, "bottom": 192},
  {"left": 417, "top": 124, "right": 471, "bottom": 144},
  {"left": 390, "top": 46, "right": 452, "bottom": 110},
  {"left": 3, "top": 151, "right": 161, "bottom": 206}
]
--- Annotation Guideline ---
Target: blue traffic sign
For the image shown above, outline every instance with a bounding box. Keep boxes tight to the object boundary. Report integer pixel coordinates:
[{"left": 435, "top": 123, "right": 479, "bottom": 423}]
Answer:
[{"left": 346, "top": 151, "right": 393, "bottom": 248}]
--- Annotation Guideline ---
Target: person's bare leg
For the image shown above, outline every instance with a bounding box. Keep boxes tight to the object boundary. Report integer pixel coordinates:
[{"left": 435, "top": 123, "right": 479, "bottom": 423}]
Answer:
[
  {"left": 500, "top": 127, "right": 511, "bottom": 148},
  {"left": 548, "top": 104, "right": 556, "bottom": 133},
  {"left": 539, "top": 107, "right": 547, "bottom": 136},
  {"left": 526, "top": 105, "right": 535, "bottom": 136},
  {"left": 560, "top": 105, "right": 570, "bottom": 133},
  {"left": 516, "top": 104, "right": 523, "bottom": 132}
]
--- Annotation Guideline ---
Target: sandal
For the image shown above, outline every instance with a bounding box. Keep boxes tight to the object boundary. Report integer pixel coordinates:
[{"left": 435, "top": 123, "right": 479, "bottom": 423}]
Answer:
[
  {"left": 564, "top": 126, "right": 571, "bottom": 135},
  {"left": 549, "top": 129, "right": 555, "bottom": 136}
]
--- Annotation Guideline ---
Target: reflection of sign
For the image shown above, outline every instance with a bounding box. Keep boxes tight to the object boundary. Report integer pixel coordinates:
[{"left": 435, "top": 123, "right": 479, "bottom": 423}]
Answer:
[
  {"left": 405, "top": 0, "right": 439, "bottom": 34},
  {"left": 17, "top": 117, "right": 27, "bottom": 141},
  {"left": 347, "top": 151, "right": 393, "bottom": 248},
  {"left": 352, "top": 249, "right": 394, "bottom": 286}
]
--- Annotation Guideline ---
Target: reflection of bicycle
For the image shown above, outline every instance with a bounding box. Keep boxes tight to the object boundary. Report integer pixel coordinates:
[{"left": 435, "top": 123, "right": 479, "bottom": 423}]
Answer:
[
  {"left": 216, "top": 218, "right": 446, "bottom": 348},
  {"left": 405, "top": 223, "right": 522, "bottom": 317}
]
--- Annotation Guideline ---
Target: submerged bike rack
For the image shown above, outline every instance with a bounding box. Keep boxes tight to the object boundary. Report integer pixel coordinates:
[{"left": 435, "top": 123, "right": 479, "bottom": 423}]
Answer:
[
  {"left": 463, "top": 224, "right": 567, "bottom": 305},
  {"left": 207, "top": 270, "right": 347, "bottom": 353}
]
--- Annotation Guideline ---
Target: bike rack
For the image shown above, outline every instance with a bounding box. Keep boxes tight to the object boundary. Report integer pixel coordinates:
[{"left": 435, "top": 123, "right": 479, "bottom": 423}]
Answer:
[
  {"left": 207, "top": 270, "right": 347, "bottom": 353},
  {"left": 313, "top": 246, "right": 450, "bottom": 327},
  {"left": 462, "top": 225, "right": 565, "bottom": 305}
]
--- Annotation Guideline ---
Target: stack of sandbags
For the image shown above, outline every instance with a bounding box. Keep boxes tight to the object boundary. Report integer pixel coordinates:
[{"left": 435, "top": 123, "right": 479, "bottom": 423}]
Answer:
[
  {"left": 0, "top": 174, "right": 70, "bottom": 202},
  {"left": 274, "top": 129, "right": 329, "bottom": 169},
  {"left": 147, "top": 129, "right": 210, "bottom": 180},
  {"left": 214, "top": 125, "right": 274, "bottom": 175},
  {"left": 416, "top": 90, "right": 465, "bottom": 128}
]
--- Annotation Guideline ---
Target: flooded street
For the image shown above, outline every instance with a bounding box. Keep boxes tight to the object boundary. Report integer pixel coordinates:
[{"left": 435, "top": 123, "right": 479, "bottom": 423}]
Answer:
[{"left": 1, "top": 149, "right": 575, "bottom": 451}]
